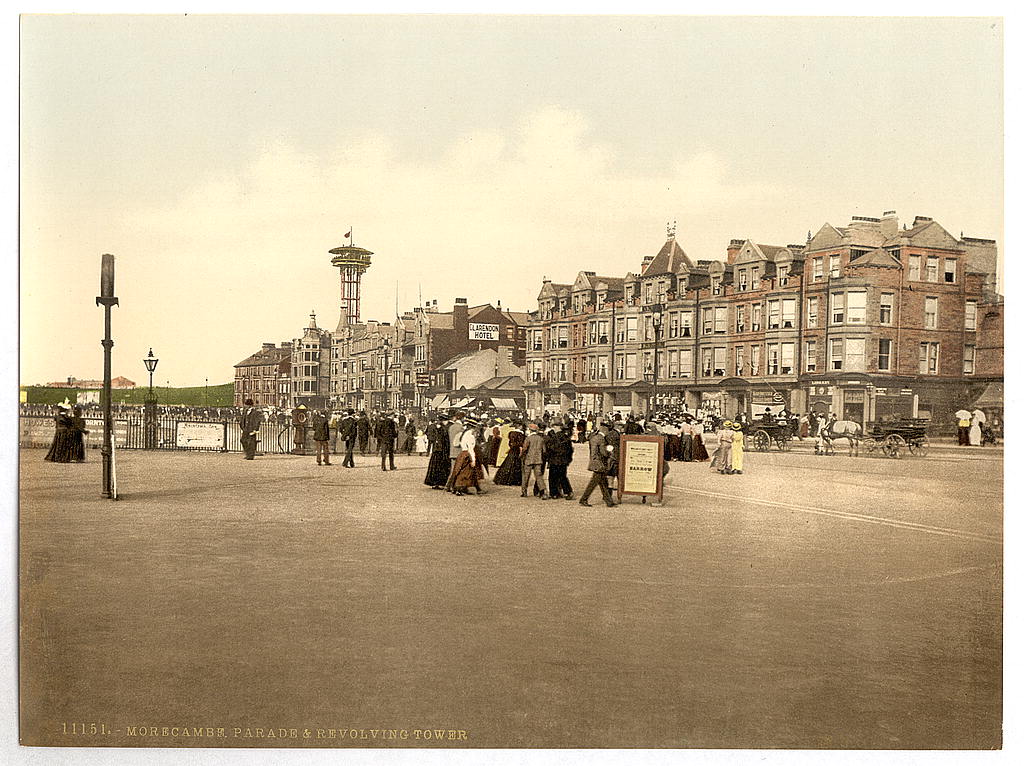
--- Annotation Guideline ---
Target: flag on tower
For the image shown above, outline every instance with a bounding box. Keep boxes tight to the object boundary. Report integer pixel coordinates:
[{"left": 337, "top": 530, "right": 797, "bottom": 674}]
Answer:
[{"left": 344, "top": 228, "right": 352, "bottom": 239}]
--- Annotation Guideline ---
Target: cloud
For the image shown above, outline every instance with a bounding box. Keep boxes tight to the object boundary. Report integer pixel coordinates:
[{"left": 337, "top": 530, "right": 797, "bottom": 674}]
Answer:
[{"left": 21, "top": 105, "right": 793, "bottom": 386}]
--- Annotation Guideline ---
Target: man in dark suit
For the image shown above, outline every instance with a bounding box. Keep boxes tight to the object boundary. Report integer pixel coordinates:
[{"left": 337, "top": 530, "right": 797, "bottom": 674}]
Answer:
[
  {"left": 579, "top": 419, "right": 616, "bottom": 507},
  {"left": 357, "top": 412, "right": 370, "bottom": 455},
  {"left": 239, "top": 399, "right": 263, "bottom": 460},
  {"left": 375, "top": 413, "right": 398, "bottom": 471},
  {"left": 338, "top": 409, "right": 358, "bottom": 468},
  {"left": 311, "top": 409, "right": 332, "bottom": 465}
]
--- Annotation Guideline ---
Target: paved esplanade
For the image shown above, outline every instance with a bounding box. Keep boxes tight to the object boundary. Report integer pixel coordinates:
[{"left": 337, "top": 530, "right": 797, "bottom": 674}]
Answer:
[{"left": 19, "top": 444, "right": 1001, "bottom": 748}]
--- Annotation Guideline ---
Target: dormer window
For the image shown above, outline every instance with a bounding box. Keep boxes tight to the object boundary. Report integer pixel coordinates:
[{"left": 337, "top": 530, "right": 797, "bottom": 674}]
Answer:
[{"left": 711, "top": 276, "right": 722, "bottom": 295}]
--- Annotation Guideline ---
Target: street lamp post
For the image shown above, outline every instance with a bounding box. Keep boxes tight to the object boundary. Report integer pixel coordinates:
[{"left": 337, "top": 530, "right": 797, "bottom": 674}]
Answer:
[
  {"left": 143, "top": 348, "right": 159, "bottom": 449},
  {"left": 381, "top": 338, "right": 391, "bottom": 411},
  {"left": 645, "top": 305, "right": 664, "bottom": 416}
]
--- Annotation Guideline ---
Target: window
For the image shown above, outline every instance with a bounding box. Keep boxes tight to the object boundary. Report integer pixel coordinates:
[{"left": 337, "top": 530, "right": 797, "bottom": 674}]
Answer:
[
  {"left": 845, "top": 338, "right": 865, "bottom": 372},
  {"left": 924, "top": 297, "right": 938, "bottom": 329},
  {"left": 644, "top": 283, "right": 652, "bottom": 304},
  {"left": 829, "top": 254, "right": 840, "bottom": 278},
  {"left": 806, "top": 340, "right": 817, "bottom": 372},
  {"left": 831, "top": 292, "right": 845, "bottom": 324},
  {"left": 944, "top": 259, "right": 957, "bottom": 283},
  {"left": 782, "top": 298, "right": 796, "bottom": 328},
  {"left": 714, "top": 307, "right": 727, "bottom": 333},
  {"left": 767, "top": 343, "right": 780, "bottom": 375},
  {"left": 750, "top": 345, "right": 761, "bottom": 375},
  {"left": 680, "top": 312, "right": 693, "bottom": 337},
  {"left": 735, "top": 347, "right": 744, "bottom": 376},
  {"left": 767, "top": 299, "right": 780, "bottom": 329},
  {"left": 807, "top": 297, "right": 819, "bottom": 328},
  {"left": 965, "top": 301, "right": 977, "bottom": 331},
  {"left": 598, "top": 320, "right": 609, "bottom": 344},
  {"left": 750, "top": 266, "right": 760, "bottom": 288},
  {"left": 625, "top": 316, "right": 638, "bottom": 342},
  {"left": 813, "top": 257, "right": 823, "bottom": 281},
  {"left": 780, "top": 343, "right": 795, "bottom": 375},
  {"left": 752, "top": 303, "right": 762, "bottom": 331},
  {"left": 908, "top": 255, "right": 921, "bottom": 280},
  {"left": 701, "top": 348, "right": 712, "bottom": 377},
  {"left": 777, "top": 265, "right": 790, "bottom": 285},
  {"left": 668, "top": 350, "right": 679, "bottom": 378},
  {"left": 831, "top": 338, "right": 843, "bottom": 370},
  {"left": 679, "top": 349, "right": 693, "bottom": 378},
  {"left": 531, "top": 330, "right": 543, "bottom": 351},
  {"left": 736, "top": 306, "right": 746, "bottom": 333},
  {"left": 963, "top": 344, "right": 975, "bottom": 375},
  {"left": 878, "top": 338, "right": 891, "bottom": 371},
  {"left": 880, "top": 293, "right": 893, "bottom": 325},
  {"left": 925, "top": 256, "right": 939, "bottom": 282},
  {"left": 738, "top": 268, "right": 748, "bottom": 291},
  {"left": 702, "top": 308, "right": 713, "bottom": 334},
  {"left": 557, "top": 360, "right": 567, "bottom": 382},
  {"left": 557, "top": 326, "right": 568, "bottom": 348},
  {"left": 847, "top": 291, "right": 866, "bottom": 324},
  {"left": 711, "top": 276, "right": 722, "bottom": 295},
  {"left": 713, "top": 347, "right": 726, "bottom": 376},
  {"left": 668, "top": 312, "right": 679, "bottom": 338},
  {"left": 919, "top": 342, "right": 939, "bottom": 375}
]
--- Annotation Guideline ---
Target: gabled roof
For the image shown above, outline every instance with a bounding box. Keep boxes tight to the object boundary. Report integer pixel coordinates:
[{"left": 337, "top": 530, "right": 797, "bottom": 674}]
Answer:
[
  {"left": 477, "top": 375, "right": 526, "bottom": 391},
  {"left": 538, "top": 281, "right": 572, "bottom": 300},
  {"left": 235, "top": 345, "right": 291, "bottom": 368},
  {"left": 848, "top": 247, "right": 902, "bottom": 269},
  {"left": 641, "top": 237, "right": 694, "bottom": 277}
]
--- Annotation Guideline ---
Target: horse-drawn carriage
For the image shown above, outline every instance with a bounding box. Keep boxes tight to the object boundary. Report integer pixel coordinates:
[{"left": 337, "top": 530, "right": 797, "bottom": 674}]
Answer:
[
  {"left": 862, "top": 418, "right": 930, "bottom": 458},
  {"left": 820, "top": 416, "right": 929, "bottom": 458},
  {"left": 743, "top": 419, "right": 793, "bottom": 452}
]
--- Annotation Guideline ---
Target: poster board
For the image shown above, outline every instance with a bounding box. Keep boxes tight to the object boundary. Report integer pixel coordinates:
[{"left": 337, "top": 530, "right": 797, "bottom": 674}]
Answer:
[
  {"left": 616, "top": 434, "right": 664, "bottom": 501},
  {"left": 176, "top": 421, "right": 227, "bottom": 450}
]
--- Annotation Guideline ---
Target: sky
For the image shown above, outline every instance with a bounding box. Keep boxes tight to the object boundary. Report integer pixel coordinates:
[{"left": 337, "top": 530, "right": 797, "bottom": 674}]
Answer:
[{"left": 19, "top": 14, "right": 1003, "bottom": 387}]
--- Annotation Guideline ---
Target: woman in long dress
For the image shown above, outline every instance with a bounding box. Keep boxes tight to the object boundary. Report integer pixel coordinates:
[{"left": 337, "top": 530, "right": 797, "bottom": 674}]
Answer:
[
  {"left": 451, "top": 421, "right": 486, "bottom": 496},
  {"left": 423, "top": 417, "right": 451, "bottom": 489},
  {"left": 691, "top": 421, "right": 710, "bottom": 461},
  {"left": 44, "top": 402, "right": 76, "bottom": 463},
  {"left": 71, "top": 405, "right": 88, "bottom": 462},
  {"left": 969, "top": 408, "right": 986, "bottom": 447},
  {"left": 710, "top": 421, "right": 734, "bottom": 474},
  {"left": 493, "top": 426, "right": 525, "bottom": 485}
]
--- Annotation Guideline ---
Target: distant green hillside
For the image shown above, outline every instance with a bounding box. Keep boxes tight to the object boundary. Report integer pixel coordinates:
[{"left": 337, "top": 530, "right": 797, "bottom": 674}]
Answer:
[{"left": 22, "top": 383, "right": 234, "bottom": 407}]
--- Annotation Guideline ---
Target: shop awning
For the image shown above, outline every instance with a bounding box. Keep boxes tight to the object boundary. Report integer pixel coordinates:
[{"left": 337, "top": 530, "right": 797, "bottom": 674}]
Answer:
[
  {"left": 429, "top": 394, "right": 450, "bottom": 409},
  {"left": 489, "top": 397, "right": 520, "bottom": 410},
  {"left": 450, "top": 397, "right": 474, "bottom": 409}
]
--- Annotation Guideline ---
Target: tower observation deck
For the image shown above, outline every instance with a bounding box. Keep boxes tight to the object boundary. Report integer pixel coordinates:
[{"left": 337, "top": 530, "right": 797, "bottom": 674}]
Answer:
[{"left": 329, "top": 240, "right": 373, "bottom": 325}]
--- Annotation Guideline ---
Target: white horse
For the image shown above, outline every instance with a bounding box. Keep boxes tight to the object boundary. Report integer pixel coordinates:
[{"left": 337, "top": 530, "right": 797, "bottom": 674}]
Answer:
[{"left": 822, "top": 420, "right": 863, "bottom": 456}]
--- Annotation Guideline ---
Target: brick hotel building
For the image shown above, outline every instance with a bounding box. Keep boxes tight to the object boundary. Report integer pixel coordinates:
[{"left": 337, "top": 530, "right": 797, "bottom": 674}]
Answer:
[{"left": 524, "top": 212, "right": 1001, "bottom": 430}]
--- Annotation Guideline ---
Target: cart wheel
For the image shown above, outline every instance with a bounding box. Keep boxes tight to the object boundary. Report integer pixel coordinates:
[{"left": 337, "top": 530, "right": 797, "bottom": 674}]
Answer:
[
  {"left": 778, "top": 435, "right": 791, "bottom": 452},
  {"left": 753, "top": 430, "right": 770, "bottom": 452},
  {"left": 908, "top": 436, "right": 929, "bottom": 457},
  {"left": 883, "top": 434, "right": 905, "bottom": 459}
]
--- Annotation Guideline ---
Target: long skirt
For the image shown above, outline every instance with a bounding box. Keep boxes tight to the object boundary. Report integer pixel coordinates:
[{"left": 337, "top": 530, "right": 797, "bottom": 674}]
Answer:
[
  {"left": 44, "top": 429, "right": 77, "bottom": 463},
  {"left": 731, "top": 440, "right": 744, "bottom": 472},
  {"left": 969, "top": 424, "right": 982, "bottom": 446},
  {"left": 666, "top": 434, "right": 681, "bottom": 461},
  {"left": 692, "top": 434, "right": 709, "bottom": 461},
  {"left": 493, "top": 451, "right": 523, "bottom": 486},
  {"left": 424, "top": 448, "right": 451, "bottom": 487},
  {"left": 710, "top": 440, "right": 732, "bottom": 472},
  {"left": 451, "top": 450, "right": 484, "bottom": 491}
]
